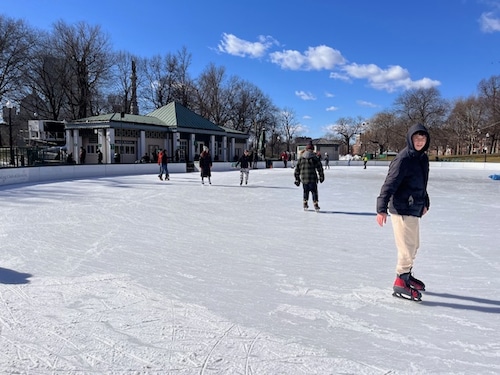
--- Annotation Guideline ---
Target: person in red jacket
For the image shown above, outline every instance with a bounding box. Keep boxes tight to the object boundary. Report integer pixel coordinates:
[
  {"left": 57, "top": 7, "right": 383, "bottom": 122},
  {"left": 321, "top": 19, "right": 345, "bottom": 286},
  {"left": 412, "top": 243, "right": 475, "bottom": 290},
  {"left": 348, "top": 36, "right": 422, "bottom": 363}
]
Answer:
[
  {"left": 280, "top": 151, "right": 289, "bottom": 168},
  {"left": 157, "top": 149, "right": 169, "bottom": 181}
]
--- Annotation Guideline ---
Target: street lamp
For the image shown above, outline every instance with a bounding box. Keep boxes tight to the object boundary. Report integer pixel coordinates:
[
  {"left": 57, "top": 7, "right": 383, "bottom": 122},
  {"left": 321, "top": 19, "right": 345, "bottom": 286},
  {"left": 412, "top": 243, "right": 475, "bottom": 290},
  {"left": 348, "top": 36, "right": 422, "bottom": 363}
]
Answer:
[{"left": 6, "top": 100, "right": 14, "bottom": 165}]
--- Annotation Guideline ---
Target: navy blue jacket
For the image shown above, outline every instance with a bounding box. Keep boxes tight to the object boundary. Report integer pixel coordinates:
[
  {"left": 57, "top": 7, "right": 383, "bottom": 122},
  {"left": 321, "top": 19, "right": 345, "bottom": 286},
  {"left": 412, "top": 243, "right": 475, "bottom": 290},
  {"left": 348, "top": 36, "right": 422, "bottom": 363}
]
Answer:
[{"left": 376, "top": 123, "right": 430, "bottom": 217}]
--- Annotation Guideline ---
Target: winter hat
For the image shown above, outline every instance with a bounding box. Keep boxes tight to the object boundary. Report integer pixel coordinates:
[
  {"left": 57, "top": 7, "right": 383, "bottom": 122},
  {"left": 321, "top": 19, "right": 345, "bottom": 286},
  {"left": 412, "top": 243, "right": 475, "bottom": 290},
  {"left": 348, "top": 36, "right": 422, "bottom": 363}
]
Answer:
[{"left": 306, "top": 141, "right": 314, "bottom": 150}]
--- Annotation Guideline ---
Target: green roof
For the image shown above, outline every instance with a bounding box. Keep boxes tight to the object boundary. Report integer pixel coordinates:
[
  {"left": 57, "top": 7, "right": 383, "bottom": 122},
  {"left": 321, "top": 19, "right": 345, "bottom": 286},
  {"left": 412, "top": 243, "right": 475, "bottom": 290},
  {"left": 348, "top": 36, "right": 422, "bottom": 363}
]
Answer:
[
  {"left": 147, "top": 102, "right": 223, "bottom": 132},
  {"left": 66, "top": 102, "right": 248, "bottom": 139}
]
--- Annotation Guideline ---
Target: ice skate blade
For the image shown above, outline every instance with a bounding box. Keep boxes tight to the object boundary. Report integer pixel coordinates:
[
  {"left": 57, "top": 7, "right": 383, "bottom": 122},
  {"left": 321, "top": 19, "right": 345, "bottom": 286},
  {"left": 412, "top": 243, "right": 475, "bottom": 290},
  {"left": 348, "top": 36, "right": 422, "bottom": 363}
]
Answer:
[{"left": 392, "top": 292, "right": 422, "bottom": 302}]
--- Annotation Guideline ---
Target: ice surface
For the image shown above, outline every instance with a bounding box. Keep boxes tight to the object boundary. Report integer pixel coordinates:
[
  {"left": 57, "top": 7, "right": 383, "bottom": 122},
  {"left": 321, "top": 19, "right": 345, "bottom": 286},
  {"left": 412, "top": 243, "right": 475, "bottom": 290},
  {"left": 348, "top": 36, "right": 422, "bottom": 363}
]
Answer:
[{"left": 1, "top": 165, "right": 499, "bottom": 374}]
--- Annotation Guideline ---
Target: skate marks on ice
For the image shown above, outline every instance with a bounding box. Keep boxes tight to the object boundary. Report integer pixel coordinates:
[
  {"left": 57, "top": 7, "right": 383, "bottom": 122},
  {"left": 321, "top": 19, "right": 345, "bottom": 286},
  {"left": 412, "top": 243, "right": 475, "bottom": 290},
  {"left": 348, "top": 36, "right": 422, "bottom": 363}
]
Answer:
[{"left": 0, "top": 273, "right": 369, "bottom": 374}]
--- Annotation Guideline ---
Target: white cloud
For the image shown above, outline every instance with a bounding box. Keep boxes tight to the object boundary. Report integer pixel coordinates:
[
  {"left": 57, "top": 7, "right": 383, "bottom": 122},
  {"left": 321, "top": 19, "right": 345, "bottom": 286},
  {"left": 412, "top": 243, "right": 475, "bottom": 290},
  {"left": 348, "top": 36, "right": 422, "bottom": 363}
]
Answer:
[
  {"left": 356, "top": 100, "right": 377, "bottom": 108},
  {"left": 324, "top": 91, "right": 335, "bottom": 98},
  {"left": 479, "top": 12, "right": 500, "bottom": 33},
  {"left": 333, "top": 63, "right": 440, "bottom": 92},
  {"left": 329, "top": 72, "right": 351, "bottom": 82},
  {"left": 295, "top": 91, "right": 316, "bottom": 100},
  {"left": 217, "top": 33, "right": 277, "bottom": 58},
  {"left": 302, "top": 115, "right": 312, "bottom": 120},
  {"left": 217, "top": 33, "right": 439, "bottom": 94},
  {"left": 326, "top": 106, "right": 339, "bottom": 112},
  {"left": 269, "top": 45, "right": 346, "bottom": 70}
]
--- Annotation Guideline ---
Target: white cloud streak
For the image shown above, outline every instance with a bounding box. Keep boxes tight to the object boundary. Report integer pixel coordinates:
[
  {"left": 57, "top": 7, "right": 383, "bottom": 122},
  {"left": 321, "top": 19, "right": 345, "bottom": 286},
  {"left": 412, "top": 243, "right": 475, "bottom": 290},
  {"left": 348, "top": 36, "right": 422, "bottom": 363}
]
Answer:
[
  {"left": 479, "top": 11, "right": 500, "bottom": 32},
  {"left": 217, "top": 33, "right": 440, "bottom": 93},
  {"left": 217, "top": 33, "right": 277, "bottom": 58}
]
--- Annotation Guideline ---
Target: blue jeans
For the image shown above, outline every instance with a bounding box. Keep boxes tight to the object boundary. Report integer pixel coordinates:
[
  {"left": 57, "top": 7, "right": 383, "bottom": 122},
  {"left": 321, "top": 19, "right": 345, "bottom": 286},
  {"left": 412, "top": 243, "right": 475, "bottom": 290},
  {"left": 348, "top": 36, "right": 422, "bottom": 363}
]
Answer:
[{"left": 159, "top": 164, "right": 169, "bottom": 176}]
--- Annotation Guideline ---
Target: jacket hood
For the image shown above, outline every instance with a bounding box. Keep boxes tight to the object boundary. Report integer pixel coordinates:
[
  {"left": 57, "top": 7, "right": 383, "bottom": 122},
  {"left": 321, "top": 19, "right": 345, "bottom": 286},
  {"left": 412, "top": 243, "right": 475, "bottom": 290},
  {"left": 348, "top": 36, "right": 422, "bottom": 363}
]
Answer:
[
  {"left": 406, "top": 123, "right": 430, "bottom": 154},
  {"left": 302, "top": 150, "right": 316, "bottom": 159}
]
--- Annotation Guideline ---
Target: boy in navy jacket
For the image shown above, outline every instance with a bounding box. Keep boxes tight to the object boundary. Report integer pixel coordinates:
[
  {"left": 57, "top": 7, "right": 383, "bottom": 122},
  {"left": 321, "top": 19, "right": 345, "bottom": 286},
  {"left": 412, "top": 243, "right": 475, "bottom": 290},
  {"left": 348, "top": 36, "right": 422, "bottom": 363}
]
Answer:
[{"left": 376, "top": 123, "right": 430, "bottom": 301}]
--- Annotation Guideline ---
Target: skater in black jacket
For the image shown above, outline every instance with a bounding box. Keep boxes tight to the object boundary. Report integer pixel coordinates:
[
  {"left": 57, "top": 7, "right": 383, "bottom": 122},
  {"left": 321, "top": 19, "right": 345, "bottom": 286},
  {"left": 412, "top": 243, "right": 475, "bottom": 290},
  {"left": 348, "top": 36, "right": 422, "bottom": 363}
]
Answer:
[
  {"left": 199, "top": 147, "right": 212, "bottom": 185},
  {"left": 376, "top": 123, "right": 430, "bottom": 301},
  {"left": 235, "top": 150, "right": 252, "bottom": 185}
]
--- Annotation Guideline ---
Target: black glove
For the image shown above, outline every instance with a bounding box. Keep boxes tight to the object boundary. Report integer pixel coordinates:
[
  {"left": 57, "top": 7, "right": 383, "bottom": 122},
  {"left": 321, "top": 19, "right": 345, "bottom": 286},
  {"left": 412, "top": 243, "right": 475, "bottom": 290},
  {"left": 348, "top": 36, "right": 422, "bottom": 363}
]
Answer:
[
  {"left": 294, "top": 180, "right": 300, "bottom": 186},
  {"left": 319, "top": 175, "right": 324, "bottom": 183}
]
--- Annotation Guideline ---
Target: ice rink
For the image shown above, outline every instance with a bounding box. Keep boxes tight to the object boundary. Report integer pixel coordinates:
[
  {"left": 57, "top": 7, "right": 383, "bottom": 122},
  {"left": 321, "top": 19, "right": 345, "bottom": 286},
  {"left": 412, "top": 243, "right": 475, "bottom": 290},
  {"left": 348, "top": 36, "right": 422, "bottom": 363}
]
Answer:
[{"left": 1, "top": 164, "right": 499, "bottom": 374}]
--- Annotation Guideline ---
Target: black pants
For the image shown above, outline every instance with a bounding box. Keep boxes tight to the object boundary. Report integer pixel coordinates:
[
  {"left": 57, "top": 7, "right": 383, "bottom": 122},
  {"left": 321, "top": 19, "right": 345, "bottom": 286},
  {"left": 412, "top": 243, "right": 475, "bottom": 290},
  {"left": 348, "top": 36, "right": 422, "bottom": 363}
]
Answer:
[{"left": 303, "top": 182, "right": 318, "bottom": 202}]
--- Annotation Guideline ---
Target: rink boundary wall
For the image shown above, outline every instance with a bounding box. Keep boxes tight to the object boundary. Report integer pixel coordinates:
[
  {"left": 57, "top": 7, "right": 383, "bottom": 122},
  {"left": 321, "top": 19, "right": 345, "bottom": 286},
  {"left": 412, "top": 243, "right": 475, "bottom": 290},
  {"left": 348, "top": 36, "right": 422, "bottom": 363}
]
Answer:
[{"left": 1, "top": 161, "right": 499, "bottom": 188}]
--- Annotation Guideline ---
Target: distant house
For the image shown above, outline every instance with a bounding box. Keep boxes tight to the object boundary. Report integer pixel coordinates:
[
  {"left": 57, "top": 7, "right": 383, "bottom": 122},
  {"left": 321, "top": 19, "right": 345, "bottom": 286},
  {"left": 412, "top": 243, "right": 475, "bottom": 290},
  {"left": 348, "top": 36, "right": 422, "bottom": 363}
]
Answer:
[
  {"left": 296, "top": 138, "right": 340, "bottom": 160},
  {"left": 64, "top": 101, "right": 249, "bottom": 164}
]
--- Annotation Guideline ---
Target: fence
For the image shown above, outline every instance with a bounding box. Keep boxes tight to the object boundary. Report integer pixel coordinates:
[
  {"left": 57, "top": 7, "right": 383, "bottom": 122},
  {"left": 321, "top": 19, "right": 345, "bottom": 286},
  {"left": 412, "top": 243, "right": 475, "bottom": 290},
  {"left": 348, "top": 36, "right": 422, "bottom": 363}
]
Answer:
[{"left": 0, "top": 146, "right": 62, "bottom": 168}]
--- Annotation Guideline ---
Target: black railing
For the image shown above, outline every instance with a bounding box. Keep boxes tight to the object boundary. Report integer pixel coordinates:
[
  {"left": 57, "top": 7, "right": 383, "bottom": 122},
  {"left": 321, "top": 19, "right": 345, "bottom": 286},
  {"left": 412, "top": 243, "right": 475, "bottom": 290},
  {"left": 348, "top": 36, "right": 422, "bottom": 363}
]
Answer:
[{"left": 0, "top": 147, "right": 66, "bottom": 168}]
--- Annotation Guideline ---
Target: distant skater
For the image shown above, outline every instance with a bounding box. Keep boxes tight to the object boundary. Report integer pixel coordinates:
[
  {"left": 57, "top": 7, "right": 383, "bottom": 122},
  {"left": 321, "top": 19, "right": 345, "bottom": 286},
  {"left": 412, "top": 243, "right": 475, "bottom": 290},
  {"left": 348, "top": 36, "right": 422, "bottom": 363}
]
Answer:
[
  {"left": 157, "top": 149, "right": 169, "bottom": 181},
  {"left": 235, "top": 149, "right": 252, "bottom": 185},
  {"left": 199, "top": 146, "right": 213, "bottom": 185}
]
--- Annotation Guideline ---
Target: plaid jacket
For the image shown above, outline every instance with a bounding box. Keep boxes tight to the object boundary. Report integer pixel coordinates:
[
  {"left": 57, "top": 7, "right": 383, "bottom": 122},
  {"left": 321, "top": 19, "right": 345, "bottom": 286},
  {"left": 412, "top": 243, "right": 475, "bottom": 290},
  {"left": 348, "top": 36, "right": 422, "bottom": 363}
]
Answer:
[{"left": 294, "top": 150, "right": 324, "bottom": 184}]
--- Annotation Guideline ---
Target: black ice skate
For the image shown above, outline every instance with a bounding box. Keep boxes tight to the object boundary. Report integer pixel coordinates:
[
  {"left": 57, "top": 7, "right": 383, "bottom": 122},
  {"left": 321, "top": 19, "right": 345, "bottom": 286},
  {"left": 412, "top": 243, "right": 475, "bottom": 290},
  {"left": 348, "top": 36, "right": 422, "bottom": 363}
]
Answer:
[{"left": 313, "top": 201, "right": 320, "bottom": 212}]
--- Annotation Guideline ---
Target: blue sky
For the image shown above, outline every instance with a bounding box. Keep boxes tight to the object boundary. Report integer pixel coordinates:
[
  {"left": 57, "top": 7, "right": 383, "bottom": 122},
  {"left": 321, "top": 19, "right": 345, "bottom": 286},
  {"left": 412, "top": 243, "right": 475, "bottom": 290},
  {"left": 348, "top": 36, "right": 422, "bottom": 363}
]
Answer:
[{"left": 4, "top": 0, "right": 500, "bottom": 137}]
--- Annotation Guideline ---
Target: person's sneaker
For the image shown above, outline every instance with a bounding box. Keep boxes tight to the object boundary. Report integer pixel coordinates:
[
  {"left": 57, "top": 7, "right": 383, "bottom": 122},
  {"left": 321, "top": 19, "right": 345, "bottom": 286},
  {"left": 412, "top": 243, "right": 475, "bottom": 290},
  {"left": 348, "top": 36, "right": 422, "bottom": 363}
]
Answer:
[{"left": 393, "top": 275, "right": 422, "bottom": 301}]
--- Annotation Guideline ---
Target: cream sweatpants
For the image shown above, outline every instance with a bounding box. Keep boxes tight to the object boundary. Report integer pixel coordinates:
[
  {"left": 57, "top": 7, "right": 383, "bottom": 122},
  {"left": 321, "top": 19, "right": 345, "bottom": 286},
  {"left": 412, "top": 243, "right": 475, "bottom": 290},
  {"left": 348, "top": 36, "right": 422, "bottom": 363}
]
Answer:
[{"left": 391, "top": 214, "right": 420, "bottom": 275}]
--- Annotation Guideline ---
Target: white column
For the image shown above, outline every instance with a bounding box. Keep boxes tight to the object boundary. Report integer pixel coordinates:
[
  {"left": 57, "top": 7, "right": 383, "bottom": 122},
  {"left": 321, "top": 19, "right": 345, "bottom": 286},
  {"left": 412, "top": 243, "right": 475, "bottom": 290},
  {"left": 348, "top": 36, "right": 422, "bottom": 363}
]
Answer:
[
  {"left": 107, "top": 128, "right": 115, "bottom": 164},
  {"left": 210, "top": 135, "right": 215, "bottom": 157},
  {"left": 139, "top": 130, "right": 146, "bottom": 160},
  {"left": 222, "top": 136, "right": 228, "bottom": 162},
  {"left": 190, "top": 133, "right": 196, "bottom": 162},
  {"left": 230, "top": 138, "right": 236, "bottom": 161},
  {"left": 97, "top": 129, "right": 106, "bottom": 163},
  {"left": 72, "top": 129, "right": 80, "bottom": 163}
]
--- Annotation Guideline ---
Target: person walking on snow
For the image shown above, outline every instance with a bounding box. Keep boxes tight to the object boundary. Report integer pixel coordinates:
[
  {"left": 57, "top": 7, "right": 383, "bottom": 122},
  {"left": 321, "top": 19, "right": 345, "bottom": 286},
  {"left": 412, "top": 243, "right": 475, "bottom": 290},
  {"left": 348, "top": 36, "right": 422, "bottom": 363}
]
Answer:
[
  {"left": 157, "top": 149, "right": 169, "bottom": 181},
  {"left": 199, "top": 146, "right": 213, "bottom": 185},
  {"left": 235, "top": 149, "right": 252, "bottom": 185},
  {"left": 294, "top": 141, "right": 324, "bottom": 211},
  {"left": 376, "top": 123, "right": 430, "bottom": 301}
]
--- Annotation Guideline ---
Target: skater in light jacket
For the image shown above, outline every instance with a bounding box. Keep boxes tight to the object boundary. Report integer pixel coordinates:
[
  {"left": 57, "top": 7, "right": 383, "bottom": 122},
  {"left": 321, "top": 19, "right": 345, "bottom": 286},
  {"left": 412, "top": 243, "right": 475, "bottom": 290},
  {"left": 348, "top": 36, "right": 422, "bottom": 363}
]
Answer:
[{"left": 376, "top": 123, "right": 430, "bottom": 301}]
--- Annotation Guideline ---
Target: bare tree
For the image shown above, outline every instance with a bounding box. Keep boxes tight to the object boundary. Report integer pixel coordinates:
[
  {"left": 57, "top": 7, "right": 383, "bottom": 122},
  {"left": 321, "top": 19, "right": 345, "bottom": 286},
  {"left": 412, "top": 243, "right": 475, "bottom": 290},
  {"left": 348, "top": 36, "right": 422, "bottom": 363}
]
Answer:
[
  {"left": 365, "top": 112, "right": 404, "bottom": 155},
  {"left": 393, "top": 87, "right": 449, "bottom": 129},
  {"left": 477, "top": 75, "right": 500, "bottom": 153},
  {"left": 446, "top": 97, "right": 486, "bottom": 155},
  {"left": 277, "top": 107, "right": 300, "bottom": 152},
  {"left": 51, "top": 20, "right": 114, "bottom": 119},
  {"left": 328, "top": 116, "right": 366, "bottom": 155},
  {"left": 0, "top": 15, "right": 37, "bottom": 102},
  {"left": 141, "top": 47, "right": 195, "bottom": 112},
  {"left": 25, "top": 30, "right": 70, "bottom": 121}
]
